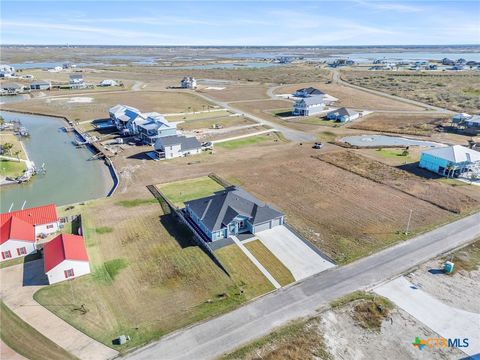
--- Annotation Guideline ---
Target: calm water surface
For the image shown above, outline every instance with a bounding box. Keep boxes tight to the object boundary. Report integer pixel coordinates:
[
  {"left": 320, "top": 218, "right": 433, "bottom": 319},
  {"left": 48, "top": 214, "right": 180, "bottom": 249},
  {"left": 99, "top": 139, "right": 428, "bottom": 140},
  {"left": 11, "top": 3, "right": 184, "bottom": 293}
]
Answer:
[{"left": 0, "top": 111, "right": 114, "bottom": 212}]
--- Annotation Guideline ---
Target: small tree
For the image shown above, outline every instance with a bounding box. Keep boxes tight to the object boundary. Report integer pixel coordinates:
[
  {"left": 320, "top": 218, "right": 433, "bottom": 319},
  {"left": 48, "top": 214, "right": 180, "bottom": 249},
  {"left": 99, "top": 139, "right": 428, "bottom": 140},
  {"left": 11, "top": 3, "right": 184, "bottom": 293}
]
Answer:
[{"left": 1, "top": 143, "right": 14, "bottom": 156}]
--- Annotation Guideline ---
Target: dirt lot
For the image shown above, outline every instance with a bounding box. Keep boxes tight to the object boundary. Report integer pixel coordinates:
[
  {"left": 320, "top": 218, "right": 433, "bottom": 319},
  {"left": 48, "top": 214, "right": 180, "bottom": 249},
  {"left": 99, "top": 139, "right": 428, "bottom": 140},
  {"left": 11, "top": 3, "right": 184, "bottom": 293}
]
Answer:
[
  {"left": 177, "top": 115, "right": 255, "bottom": 132},
  {"left": 342, "top": 71, "right": 480, "bottom": 113},
  {"left": 199, "top": 84, "right": 269, "bottom": 102},
  {"left": 2, "top": 91, "right": 213, "bottom": 122},
  {"left": 406, "top": 239, "right": 480, "bottom": 313},
  {"left": 33, "top": 195, "right": 276, "bottom": 352},
  {"left": 349, "top": 113, "right": 451, "bottom": 135},
  {"left": 317, "top": 150, "right": 479, "bottom": 214},
  {"left": 223, "top": 293, "right": 464, "bottom": 360},
  {"left": 274, "top": 82, "right": 425, "bottom": 111}
]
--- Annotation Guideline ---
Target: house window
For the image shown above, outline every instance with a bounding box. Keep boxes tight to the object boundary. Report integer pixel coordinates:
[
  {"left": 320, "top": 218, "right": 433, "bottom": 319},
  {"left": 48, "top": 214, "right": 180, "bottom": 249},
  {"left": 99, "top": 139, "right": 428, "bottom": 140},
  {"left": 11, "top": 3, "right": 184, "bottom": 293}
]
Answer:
[
  {"left": 2, "top": 251, "right": 12, "bottom": 259},
  {"left": 239, "top": 220, "right": 245, "bottom": 228},
  {"left": 17, "top": 247, "right": 27, "bottom": 256},
  {"left": 64, "top": 269, "right": 75, "bottom": 278},
  {"left": 46, "top": 224, "right": 54, "bottom": 229}
]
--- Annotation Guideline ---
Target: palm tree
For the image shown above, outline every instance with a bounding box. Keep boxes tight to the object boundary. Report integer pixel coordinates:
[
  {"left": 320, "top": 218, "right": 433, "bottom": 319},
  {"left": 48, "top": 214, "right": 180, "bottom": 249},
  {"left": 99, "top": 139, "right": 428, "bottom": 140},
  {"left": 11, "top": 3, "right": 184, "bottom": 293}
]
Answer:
[
  {"left": 14, "top": 150, "right": 21, "bottom": 160},
  {"left": 2, "top": 142, "right": 13, "bottom": 156}
]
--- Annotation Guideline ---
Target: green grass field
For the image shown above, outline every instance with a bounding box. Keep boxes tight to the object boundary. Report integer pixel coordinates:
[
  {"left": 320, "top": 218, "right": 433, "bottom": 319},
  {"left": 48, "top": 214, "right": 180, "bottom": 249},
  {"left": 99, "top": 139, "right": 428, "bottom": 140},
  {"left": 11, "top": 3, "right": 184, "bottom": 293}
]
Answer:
[
  {"left": 374, "top": 148, "right": 417, "bottom": 163},
  {"left": 244, "top": 240, "right": 295, "bottom": 287},
  {"left": 0, "top": 159, "right": 26, "bottom": 178},
  {"left": 216, "top": 134, "right": 278, "bottom": 150},
  {"left": 157, "top": 176, "right": 225, "bottom": 208},
  {"left": 0, "top": 301, "right": 78, "bottom": 360}
]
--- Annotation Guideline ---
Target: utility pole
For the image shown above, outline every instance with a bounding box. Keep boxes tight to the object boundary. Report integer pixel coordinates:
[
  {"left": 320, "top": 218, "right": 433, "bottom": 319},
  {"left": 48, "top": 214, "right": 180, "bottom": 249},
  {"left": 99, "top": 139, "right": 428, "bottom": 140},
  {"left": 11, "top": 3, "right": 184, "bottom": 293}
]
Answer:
[{"left": 405, "top": 209, "right": 413, "bottom": 235}]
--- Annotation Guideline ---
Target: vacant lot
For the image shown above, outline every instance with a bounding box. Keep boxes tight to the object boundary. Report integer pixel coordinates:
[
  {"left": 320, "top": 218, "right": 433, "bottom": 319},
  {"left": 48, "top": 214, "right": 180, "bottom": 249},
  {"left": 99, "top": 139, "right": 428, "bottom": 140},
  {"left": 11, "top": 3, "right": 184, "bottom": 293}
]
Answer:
[
  {"left": 223, "top": 154, "right": 453, "bottom": 264},
  {"left": 274, "top": 82, "right": 424, "bottom": 111},
  {"left": 165, "top": 110, "right": 231, "bottom": 122},
  {"left": 177, "top": 115, "right": 255, "bottom": 132},
  {"left": 34, "top": 196, "right": 274, "bottom": 352},
  {"left": 200, "top": 84, "right": 269, "bottom": 102},
  {"left": 0, "top": 159, "right": 26, "bottom": 178},
  {"left": 223, "top": 290, "right": 463, "bottom": 360},
  {"left": 216, "top": 133, "right": 281, "bottom": 150},
  {"left": 157, "top": 176, "right": 225, "bottom": 208},
  {"left": 349, "top": 113, "right": 451, "bottom": 135},
  {"left": 317, "top": 150, "right": 479, "bottom": 214},
  {"left": 0, "top": 301, "right": 78, "bottom": 360},
  {"left": 342, "top": 71, "right": 480, "bottom": 113},
  {"left": 2, "top": 91, "right": 213, "bottom": 122}
]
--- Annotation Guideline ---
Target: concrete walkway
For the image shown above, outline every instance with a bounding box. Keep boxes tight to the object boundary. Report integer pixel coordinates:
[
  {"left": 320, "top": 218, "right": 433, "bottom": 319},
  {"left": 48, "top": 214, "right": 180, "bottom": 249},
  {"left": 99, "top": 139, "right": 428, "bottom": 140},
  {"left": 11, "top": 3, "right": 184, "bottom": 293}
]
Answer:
[
  {"left": 0, "top": 341, "right": 27, "bottom": 360},
  {"left": 374, "top": 276, "right": 480, "bottom": 357},
  {"left": 256, "top": 226, "right": 335, "bottom": 281},
  {"left": 231, "top": 236, "right": 281, "bottom": 289},
  {"left": 0, "top": 260, "right": 118, "bottom": 360}
]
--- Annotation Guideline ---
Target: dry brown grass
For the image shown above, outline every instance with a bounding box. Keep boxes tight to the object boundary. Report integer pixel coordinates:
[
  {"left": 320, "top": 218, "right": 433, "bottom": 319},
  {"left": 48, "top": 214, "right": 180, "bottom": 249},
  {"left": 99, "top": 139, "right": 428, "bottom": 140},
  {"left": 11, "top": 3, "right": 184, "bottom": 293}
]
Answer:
[
  {"left": 274, "top": 82, "right": 424, "bottom": 111},
  {"left": 349, "top": 113, "right": 451, "bottom": 135},
  {"left": 316, "top": 150, "right": 479, "bottom": 214},
  {"left": 342, "top": 71, "right": 480, "bottom": 113},
  {"left": 199, "top": 85, "right": 269, "bottom": 102},
  {"left": 2, "top": 91, "right": 213, "bottom": 122}
]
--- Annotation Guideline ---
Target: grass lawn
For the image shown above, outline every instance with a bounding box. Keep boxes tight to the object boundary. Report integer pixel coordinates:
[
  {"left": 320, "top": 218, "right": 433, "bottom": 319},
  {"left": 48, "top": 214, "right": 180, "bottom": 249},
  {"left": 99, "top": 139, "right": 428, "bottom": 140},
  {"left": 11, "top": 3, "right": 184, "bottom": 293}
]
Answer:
[
  {"left": 157, "top": 176, "right": 225, "bottom": 208},
  {"left": 165, "top": 109, "right": 231, "bottom": 122},
  {"left": 0, "top": 301, "right": 78, "bottom": 360},
  {"left": 0, "top": 133, "right": 27, "bottom": 160},
  {"left": 290, "top": 117, "right": 338, "bottom": 127},
  {"left": 447, "top": 239, "right": 480, "bottom": 272},
  {"left": 373, "top": 148, "right": 417, "bottom": 163},
  {"left": 244, "top": 240, "right": 295, "bottom": 287},
  {"left": 178, "top": 116, "right": 254, "bottom": 131},
  {"left": 215, "top": 244, "right": 274, "bottom": 298},
  {"left": 33, "top": 196, "right": 272, "bottom": 352},
  {"left": 216, "top": 134, "right": 279, "bottom": 150},
  {"left": 0, "top": 159, "right": 26, "bottom": 178}
]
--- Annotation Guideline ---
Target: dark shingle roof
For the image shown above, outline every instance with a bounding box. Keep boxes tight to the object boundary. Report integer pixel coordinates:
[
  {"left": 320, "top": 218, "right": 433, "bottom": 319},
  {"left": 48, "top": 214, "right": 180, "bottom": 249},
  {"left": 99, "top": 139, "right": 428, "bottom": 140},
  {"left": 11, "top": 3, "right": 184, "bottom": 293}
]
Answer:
[
  {"left": 154, "top": 135, "right": 201, "bottom": 151},
  {"left": 328, "top": 107, "right": 358, "bottom": 117},
  {"left": 185, "top": 187, "right": 283, "bottom": 232},
  {"left": 297, "top": 87, "right": 325, "bottom": 95}
]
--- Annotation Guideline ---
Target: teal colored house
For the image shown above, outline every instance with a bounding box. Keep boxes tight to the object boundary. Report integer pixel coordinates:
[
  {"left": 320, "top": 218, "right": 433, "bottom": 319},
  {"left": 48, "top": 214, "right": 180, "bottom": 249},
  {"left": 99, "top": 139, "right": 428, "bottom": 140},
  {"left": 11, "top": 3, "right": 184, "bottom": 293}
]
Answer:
[
  {"left": 184, "top": 187, "right": 284, "bottom": 242},
  {"left": 419, "top": 145, "right": 480, "bottom": 177},
  {"left": 326, "top": 107, "right": 359, "bottom": 123}
]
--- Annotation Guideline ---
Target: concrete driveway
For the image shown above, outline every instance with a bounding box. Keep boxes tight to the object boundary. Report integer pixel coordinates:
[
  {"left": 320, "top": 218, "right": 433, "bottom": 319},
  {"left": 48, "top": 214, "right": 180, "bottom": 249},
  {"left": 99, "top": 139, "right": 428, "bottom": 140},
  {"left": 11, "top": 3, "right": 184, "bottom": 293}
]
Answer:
[
  {"left": 0, "top": 260, "right": 117, "bottom": 360},
  {"left": 374, "top": 276, "right": 480, "bottom": 358},
  {"left": 256, "top": 225, "right": 335, "bottom": 280}
]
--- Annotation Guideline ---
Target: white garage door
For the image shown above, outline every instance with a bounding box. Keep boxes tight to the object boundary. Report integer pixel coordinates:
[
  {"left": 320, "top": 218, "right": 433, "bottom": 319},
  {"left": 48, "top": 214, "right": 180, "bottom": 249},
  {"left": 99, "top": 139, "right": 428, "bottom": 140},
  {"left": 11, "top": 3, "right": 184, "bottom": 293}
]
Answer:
[{"left": 254, "top": 221, "right": 271, "bottom": 233}]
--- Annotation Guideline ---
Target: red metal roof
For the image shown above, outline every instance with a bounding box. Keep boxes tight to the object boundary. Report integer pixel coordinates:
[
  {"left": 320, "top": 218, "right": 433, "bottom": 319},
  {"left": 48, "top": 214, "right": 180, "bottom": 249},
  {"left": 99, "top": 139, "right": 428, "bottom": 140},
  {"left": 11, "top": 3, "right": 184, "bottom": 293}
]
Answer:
[
  {"left": 43, "top": 234, "right": 88, "bottom": 272},
  {"left": 0, "top": 204, "right": 58, "bottom": 227},
  {"left": 43, "top": 234, "right": 89, "bottom": 273},
  {"left": 0, "top": 216, "right": 36, "bottom": 244}
]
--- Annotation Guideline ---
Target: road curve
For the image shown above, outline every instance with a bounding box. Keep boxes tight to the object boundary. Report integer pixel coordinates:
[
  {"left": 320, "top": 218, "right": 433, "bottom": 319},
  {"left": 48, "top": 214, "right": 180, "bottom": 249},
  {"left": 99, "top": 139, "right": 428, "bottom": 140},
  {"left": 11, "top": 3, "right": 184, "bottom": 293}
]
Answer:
[{"left": 124, "top": 212, "right": 480, "bottom": 360}]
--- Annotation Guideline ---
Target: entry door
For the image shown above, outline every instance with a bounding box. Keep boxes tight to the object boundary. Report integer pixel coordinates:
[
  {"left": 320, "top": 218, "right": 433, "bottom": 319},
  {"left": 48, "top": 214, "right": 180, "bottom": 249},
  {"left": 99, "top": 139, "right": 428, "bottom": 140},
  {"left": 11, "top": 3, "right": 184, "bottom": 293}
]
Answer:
[{"left": 229, "top": 223, "right": 237, "bottom": 235}]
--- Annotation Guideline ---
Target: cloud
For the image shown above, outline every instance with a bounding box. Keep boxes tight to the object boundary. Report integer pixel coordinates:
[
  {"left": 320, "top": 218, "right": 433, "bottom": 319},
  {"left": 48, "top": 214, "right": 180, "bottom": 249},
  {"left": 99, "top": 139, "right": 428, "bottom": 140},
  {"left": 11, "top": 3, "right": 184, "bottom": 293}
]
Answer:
[{"left": 353, "top": 0, "right": 424, "bottom": 13}]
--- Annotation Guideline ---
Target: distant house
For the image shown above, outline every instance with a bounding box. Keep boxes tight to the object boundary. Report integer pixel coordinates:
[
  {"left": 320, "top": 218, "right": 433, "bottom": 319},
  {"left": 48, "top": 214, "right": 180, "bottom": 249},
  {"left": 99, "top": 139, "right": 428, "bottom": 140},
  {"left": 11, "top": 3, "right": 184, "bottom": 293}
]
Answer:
[
  {"left": 48, "top": 66, "right": 63, "bottom": 73},
  {"left": 69, "top": 74, "right": 85, "bottom": 89},
  {"left": 30, "top": 80, "right": 51, "bottom": 90},
  {"left": 154, "top": 135, "right": 202, "bottom": 159},
  {"left": 1, "top": 83, "right": 23, "bottom": 94},
  {"left": 109, "top": 104, "right": 177, "bottom": 143},
  {"left": 0, "top": 204, "right": 59, "bottom": 261},
  {"left": 100, "top": 79, "right": 118, "bottom": 87},
  {"left": 293, "top": 95, "right": 325, "bottom": 116},
  {"left": 43, "top": 234, "right": 90, "bottom": 285},
  {"left": 419, "top": 145, "right": 480, "bottom": 177},
  {"left": 294, "top": 87, "right": 325, "bottom": 98},
  {"left": 442, "top": 58, "right": 455, "bottom": 66},
  {"left": 326, "top": 107, "right": 359, "bottom": 123},
  {"left": 0, "top": 64, "right": 15, "bottom": 78},
  {"left": 181, "top": 76, "right": 197, "bottom": 89},
  {"left": 464, "top": 115, "right": 480, "bottom": 134},
  {"left": 185, "top": 186, "right": 284, "bottom": 242}
]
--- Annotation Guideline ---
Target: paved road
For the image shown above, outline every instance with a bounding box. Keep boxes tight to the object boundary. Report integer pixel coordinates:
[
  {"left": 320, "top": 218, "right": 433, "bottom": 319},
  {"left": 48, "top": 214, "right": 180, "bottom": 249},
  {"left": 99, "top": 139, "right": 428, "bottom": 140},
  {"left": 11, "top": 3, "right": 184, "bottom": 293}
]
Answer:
[
  {"left": 125, "top": 212, "right": 480, "bottom": 360},
  {"left": 194, "top": 92, "right": 315, "bottom": 142},
  {"left": 332, "top": 70, "right": 455, "bottom": 114}
]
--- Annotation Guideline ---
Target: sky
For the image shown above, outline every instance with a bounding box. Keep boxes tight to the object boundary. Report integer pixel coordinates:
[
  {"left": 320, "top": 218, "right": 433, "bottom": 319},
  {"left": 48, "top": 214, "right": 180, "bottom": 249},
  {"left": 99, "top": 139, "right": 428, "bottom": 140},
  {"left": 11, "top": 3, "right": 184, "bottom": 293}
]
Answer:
[{"left": 1, "top": 1, "right": 479, "bottom": 46}]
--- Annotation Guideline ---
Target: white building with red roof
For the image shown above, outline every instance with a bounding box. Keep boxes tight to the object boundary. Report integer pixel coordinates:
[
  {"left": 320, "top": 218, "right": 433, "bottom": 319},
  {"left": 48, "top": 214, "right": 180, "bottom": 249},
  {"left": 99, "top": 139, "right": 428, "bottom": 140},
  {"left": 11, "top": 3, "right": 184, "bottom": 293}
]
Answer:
[
  {"left": 43, "top": 234, "right": 90, "bottom": 284},
  {"left": 0, "top": 204, "right": 59, "bottom": 261}
]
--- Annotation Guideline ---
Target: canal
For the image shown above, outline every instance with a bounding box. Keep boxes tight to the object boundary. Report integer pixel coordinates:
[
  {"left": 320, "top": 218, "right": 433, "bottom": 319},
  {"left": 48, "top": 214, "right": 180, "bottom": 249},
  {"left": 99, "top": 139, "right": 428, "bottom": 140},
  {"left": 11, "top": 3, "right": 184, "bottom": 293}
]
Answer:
[{"left": 0, "top": 111, "right": 114, "bottom": 212}]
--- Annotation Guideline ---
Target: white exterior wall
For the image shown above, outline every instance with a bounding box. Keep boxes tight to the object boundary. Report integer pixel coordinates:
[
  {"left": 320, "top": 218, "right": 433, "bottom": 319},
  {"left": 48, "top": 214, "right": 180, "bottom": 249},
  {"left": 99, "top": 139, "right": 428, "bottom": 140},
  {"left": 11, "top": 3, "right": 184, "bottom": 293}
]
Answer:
[
  {"left": 0, "top": 240, "right": 36, "bottom": 261},
  {"left": 164, "top": 144, "right": 182, "bottom": 159},
  {"left": 46, "top": 260, "right": 91, "bottom": 285},
  {"left": 182, "top": 148, "right": 201, "bottom": 156},
  {"left": 34, "top": 221, "right": 59, "bottom": 237}
]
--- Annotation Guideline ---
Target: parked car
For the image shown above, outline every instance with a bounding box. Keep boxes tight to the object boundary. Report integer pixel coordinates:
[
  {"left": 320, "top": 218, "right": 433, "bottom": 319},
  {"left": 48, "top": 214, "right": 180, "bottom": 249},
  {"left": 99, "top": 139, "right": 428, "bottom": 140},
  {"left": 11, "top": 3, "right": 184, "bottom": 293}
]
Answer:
[{"left": 313, "top": 142, "right": 324, "bottom": 149}]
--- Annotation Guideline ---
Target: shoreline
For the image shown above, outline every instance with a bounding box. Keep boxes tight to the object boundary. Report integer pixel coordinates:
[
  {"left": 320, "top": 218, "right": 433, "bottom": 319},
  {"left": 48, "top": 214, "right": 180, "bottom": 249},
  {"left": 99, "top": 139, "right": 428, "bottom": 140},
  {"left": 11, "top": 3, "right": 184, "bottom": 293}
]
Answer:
[{"left": 0, "top": 109, "right": 119, "bottom": 199}]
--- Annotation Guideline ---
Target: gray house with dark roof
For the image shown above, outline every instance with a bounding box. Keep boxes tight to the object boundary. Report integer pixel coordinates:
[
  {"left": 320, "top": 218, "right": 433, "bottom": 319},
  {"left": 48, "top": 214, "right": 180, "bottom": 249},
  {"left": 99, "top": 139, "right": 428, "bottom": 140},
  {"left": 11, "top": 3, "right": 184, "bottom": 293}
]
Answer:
[
  {"left": 184, "top": 187, "right": 284, "bottom": 241},
  {"left": 294, "top": 87, "right": 325, "bottom": 97},
  {"left": 154, "top": 135, "right": 201, "bottom": 159}
]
